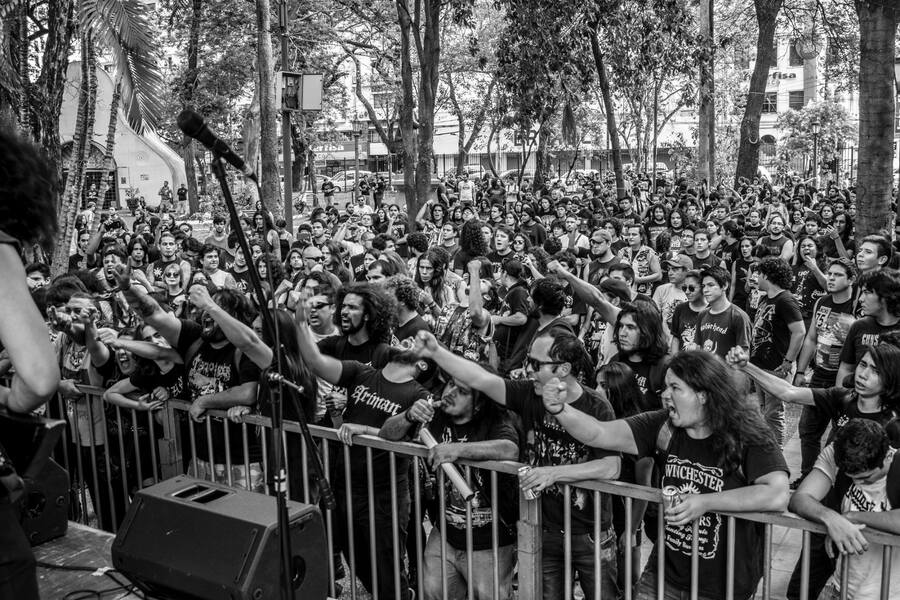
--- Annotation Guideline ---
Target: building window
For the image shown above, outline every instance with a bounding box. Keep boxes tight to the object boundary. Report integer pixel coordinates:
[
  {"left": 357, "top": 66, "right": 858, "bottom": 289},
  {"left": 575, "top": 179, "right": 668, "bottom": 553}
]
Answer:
[
  {"left": 789, "top": 41, "right": 804, "bottom": 66},
  {"left": 789, "top": 90, "right": 805, "bottom": 110},
  {"left": 762, "top": 93, "right": 778, "bottom": 113}
]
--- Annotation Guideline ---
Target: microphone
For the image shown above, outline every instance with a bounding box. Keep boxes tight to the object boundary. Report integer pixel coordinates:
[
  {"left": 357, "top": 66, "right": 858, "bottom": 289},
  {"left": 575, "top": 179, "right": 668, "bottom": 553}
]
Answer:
[{"left": 177, "top": 109, "right": 258, "bottom": 182}]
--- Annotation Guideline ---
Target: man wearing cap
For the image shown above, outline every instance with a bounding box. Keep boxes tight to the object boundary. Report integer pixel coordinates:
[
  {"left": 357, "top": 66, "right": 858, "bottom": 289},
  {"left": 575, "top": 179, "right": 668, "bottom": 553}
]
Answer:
[{"left": 652, "top": 254, "right": 691, "bottom": 338}]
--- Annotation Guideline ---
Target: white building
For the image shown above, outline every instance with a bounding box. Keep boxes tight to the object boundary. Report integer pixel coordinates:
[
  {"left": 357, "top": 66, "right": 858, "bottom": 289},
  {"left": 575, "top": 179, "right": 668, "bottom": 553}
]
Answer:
[{"left": 60, "top": 61, "right": 186, "bottom": 209}]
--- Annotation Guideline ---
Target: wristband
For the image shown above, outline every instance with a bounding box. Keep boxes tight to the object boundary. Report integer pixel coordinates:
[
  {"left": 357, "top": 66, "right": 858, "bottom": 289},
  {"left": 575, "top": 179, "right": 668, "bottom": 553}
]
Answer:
[{"left": 546, "top": 405, "right": 565, "bottom": 416}]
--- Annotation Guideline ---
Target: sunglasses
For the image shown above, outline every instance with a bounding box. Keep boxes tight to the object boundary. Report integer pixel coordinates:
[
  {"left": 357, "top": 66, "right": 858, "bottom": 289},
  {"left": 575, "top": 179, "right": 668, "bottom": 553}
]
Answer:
[
  {"left": 684, "top": 285, "right": 698, "bottom": 292},
  {"left": 590, "top": 239, "right": 606, "bottom": 245},
  {"left": 164, "top": 273, "right": 181, "bottom": 279},
  {"left": 524, "top": 356, "right": 564, "bottom": 371},
  {"left": 309, "top": 302, "right": 332, "bottom": 311},
  {"left": 305, "top": 256, "right": 324, "bottom": 262},
  {"left": 513, "top": 239, "right": 526, "bottom": 245}
]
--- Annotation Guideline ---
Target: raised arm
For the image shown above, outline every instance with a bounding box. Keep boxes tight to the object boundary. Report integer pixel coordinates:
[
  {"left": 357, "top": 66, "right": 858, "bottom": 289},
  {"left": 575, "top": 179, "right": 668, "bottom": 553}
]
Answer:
[
  {"left": 293, "top": 296, "right": 343, "bottom": 385},
  {"left": 466, "top": 260, "right": 490, "bottom": 329},
  {"left": 0, "top": 246, "right": 60, "bottom": 413},
  {"left": 548, "top": 260, "right": 620, "bottom": 325},
  {"left": 725, "top": 346, "right": 814, "bottom": 405},
  {"left": 540, "top": 377, "right": 638, "bottom": 454},
  {"left": 189, "top": 285, "right": 272, "bottom": 369},
  {"left": 112, "top": 264, "right": 182, "bottom": 347},
  {"left": 413, "top": 331, "right": 507, "bottom": 404}
]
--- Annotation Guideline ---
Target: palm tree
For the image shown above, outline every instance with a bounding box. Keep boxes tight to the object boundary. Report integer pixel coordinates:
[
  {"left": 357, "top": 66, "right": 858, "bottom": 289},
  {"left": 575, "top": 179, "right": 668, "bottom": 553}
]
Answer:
[
  {"left": 1, "top": 0, "right": 164, "bottom": 272},
  {"left": 52, "top": 0, "right": 165, "bottom": 272}
]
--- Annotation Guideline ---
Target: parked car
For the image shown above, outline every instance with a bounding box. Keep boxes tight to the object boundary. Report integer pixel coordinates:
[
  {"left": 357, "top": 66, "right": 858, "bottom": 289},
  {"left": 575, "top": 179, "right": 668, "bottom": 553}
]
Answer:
[
  {"left": 498, "top": 169, "right": 535, "bottom": 183},
  {"left": 327, "top": 170, "right": 375, "bottom": 193}
]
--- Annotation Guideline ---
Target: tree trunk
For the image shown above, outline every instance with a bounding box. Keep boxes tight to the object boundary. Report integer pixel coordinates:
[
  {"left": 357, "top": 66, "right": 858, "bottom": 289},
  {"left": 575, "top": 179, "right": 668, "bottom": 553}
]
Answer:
[
  {"left": 414, "top": 0, "right": 440, "bottom": 218},
  {"left": 396, "top": 0, "right": 418, "bottom": 219},
  {"left": 734, "top": 0, "right": 781, "bottom": 186},
  {"left": 854, "top": 0, "right": 897, "bottom": 240},
  {"left": 534, "top": 123, "right": 548, "bottom": 189},
  {"left": 590, "top": 31, "right": 626, "bottom": 199},
  {"left": 51, "top": 34, "right": 91, "bottom": 275},
  {"left": 93, "top": 74, "right": 123, "bottom": 213},
  {"left": 179, "top": 0, "right": 202, "bottom": 214},
  {"left": 697, "top": 0, "right": 715, "bottom": 186},
  {"left": 255, "top": 0, "right": 282, "bottom": 217}
]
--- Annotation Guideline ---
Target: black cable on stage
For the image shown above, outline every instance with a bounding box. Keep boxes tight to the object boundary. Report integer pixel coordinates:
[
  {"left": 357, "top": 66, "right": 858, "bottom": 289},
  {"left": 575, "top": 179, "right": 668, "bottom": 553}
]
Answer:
[{"left": 37, "top": 562, "right": 147, "bottom": 599}]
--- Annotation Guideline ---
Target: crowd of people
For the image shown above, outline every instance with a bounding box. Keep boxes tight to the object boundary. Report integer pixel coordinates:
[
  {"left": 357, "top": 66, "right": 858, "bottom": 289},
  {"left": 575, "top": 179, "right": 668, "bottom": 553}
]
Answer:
[{"left": 8, "top": 133, "right": 900, "bottom": 600}]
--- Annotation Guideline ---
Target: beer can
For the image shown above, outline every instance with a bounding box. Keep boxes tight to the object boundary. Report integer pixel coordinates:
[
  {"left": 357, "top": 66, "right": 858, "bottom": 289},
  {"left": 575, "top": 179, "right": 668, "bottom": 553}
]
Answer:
[
  {"left": 662, "top": 486, "right": 681, "bottom": 511},
  {"left": 518, "top": 466, "right": 540, "bottom": 500}
]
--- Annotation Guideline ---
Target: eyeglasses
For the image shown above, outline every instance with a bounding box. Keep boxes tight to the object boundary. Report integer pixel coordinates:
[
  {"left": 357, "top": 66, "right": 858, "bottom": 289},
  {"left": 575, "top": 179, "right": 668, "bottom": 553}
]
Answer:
[
  {"left": 524, "top": 356, "right": 565, "bottom": 371},
  {"left": 309, "top": 302, "right": 332, "bottom": 311}
]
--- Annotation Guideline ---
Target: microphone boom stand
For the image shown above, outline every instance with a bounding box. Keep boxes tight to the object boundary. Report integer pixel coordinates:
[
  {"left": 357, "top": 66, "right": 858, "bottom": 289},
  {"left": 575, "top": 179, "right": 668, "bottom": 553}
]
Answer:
[{"left": 209, "top": 153, "right": 335, "bottom": 600}]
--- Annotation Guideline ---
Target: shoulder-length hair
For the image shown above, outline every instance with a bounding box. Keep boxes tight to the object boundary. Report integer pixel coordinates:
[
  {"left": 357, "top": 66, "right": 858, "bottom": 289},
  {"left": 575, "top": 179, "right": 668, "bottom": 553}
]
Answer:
[
  {"left": 613, "top": 301, "right": 668, "bottom": 362},
  {"left": 668, "top": 350, "right": 776, "bottom": 474},
  {"left": 334, "top": 282, "right": 397, "bottom": 344}
]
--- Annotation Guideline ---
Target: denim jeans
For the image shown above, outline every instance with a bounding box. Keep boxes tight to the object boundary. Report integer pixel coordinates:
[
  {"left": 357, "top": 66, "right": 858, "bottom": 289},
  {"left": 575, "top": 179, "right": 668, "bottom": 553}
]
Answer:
[
  {"left": 634, "top": 567, "right": 736, "bottom": 600},
  {"left": 333, "top": 484, "right": 411, "bottom": 600},
  {"left": 422, "top": 529, "right": 515, "bottom": 600},
  {"left": 541, "top": 527, "right": 619, "bottom": 600}
]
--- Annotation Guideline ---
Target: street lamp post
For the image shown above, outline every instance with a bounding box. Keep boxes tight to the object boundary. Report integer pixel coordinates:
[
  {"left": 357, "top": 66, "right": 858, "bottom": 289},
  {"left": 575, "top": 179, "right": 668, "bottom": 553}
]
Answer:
[{"left": 811, "top": 118, "right": 821, "bottom": 189}]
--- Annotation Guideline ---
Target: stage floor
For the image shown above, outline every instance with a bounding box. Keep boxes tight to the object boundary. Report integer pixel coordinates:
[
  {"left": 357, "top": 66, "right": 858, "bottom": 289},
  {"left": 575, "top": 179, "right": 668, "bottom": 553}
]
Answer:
[{"left": 35, "top": 521, "right": 145, "bottom": 599}]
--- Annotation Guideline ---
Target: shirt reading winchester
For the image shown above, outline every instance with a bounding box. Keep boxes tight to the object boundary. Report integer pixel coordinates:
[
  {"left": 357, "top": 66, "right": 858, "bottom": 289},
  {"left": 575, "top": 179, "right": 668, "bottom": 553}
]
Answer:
[{"left": 626, "top": 410, "right": 787, "bottom": 599}]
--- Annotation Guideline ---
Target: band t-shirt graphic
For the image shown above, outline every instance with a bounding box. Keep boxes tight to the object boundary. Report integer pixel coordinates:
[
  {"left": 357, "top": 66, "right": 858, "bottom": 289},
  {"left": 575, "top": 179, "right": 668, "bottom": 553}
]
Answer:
[
  {"left": 627, "top": 410, "right": 788, "bottom": 600},
  {"left": 426, "top": 409, "right": 520, "bottom": 550},
  {"left": 177, "top": 321, "right": 261, "bottom": 464},
  {"left": 694, "top": 304, "right": 751, "bottom": 358},
  {"left": 811, "top": 296, "right": 855, "bottom": 376},
  {"left": 504, "top": 380, "right": 616, "bottom": 534},
  {"left": 337, "top": 361, "right": 432, "bottom": 490}
]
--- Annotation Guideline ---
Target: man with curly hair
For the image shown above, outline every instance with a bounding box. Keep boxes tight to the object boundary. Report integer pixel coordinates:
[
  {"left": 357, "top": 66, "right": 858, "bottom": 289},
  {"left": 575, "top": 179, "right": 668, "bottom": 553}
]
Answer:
[
  {"left": 750, "top": 257, "right": 806, "bottom": 446},
  {"left": 0, "top": 128, "right": 61, "bottom": 600},
  {"left": 295, "top": 289, "right": 432, "bottom": 600}
]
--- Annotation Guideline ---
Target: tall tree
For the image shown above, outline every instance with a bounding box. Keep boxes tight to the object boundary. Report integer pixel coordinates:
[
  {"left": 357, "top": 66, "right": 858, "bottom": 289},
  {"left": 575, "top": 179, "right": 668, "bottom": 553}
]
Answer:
[
  {"left": 256, "top": 0, "right": 281, "bottom": 216},
  {"left": 734, "top": 0, "right": 783, "bottom": 186},
  {"left": 853, "top": 0, "right": 897, "bottom": 239}
]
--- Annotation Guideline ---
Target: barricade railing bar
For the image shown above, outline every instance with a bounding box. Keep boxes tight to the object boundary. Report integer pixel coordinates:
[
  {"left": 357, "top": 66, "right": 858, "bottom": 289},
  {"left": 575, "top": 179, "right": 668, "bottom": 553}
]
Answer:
[{"left": 53, "top": 386, "right": 900, "bottom": 600}]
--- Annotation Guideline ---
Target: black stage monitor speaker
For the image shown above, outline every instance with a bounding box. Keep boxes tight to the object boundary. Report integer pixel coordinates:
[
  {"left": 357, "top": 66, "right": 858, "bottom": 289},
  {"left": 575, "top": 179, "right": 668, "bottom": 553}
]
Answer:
[{"left": 112, "top": 476, "right": 328, "bottom": 600}]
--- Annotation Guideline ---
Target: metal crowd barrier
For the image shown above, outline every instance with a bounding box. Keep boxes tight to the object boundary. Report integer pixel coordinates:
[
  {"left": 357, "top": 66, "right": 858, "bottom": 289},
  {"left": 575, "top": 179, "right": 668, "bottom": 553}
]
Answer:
[{"left": 54, "top": 385, "right": 900, "bottom": 600}]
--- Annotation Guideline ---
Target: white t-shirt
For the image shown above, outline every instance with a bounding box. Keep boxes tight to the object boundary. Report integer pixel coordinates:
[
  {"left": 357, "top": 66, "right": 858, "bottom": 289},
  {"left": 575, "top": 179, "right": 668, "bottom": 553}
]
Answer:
[
  {"left": 652, "top": 283, "right": 687, "bottom": 339},
  {"left": 815, "top": 444, "right": 900, "bottom": 599}
]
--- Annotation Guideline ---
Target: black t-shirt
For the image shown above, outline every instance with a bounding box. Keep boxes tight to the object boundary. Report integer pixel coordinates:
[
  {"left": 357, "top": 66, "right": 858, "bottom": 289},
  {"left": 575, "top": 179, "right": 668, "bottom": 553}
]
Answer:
[
  {"left": 626, "top": 410, "right": 788, "bottom": 599},
  {"left": 812, "top": 387, "right": 900, "bottom": 447},
  {"left": 839, "top": 316, "right": 900, "bottom": 367},
  {"left": 792, "top": 265, "right": 826, "bottom": 321},
  {"left": 177, "top": 320, "right": 262, "bottom": 463},
  {"left": 610, "top": 353, "right": 665, "bottom": 412},
  {"left": 671, "top": 302, "right": 702, "bottom": 351},
  {"left": 337, "top": 361, "right": 433, "bottom": 490},
  {"left": 318, "top": 336, "right": 391, "bottom": 367},
  {"left": 694, "top": 304, "right": 751, "bottom": 359},
  {"left": 504, "top": 379, "right": 617, "bottom": 533},
  {"left": 749, "top": 290, "right": 803, "bottom": 370},
  {"left": 229, "top": 268, "right": 252, "bottom": 294},
  {"left": 810, "top": 295, "right": 856, "bottom": 380},
  {"left": 425, "top": 407, "right": 521, "bottom": 550},
  {"left": 494, "top": 282, "right": 533, "bottom": 361}
]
